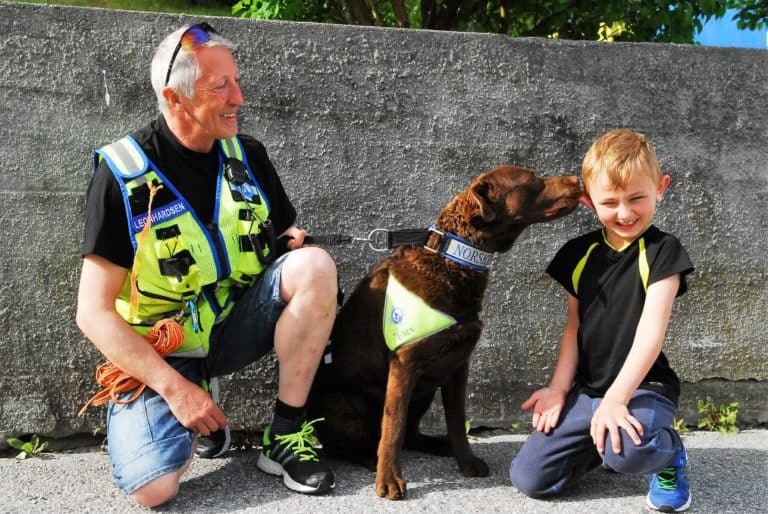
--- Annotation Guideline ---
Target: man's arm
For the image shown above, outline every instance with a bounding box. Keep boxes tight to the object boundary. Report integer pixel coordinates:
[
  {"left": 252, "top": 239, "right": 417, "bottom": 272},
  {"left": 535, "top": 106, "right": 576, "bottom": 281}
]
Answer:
[
  {"left": 76, "top": 254, "right": 227, "bottom": 435},
  {"left": 590, "top": 273, "right": 681, "bottom": 454}
]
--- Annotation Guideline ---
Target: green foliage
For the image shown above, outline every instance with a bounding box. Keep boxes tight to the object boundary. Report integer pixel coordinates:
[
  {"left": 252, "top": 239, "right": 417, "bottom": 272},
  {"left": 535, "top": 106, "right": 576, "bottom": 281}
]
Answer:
[
  {"left": 7, "top": 434, "right": 49, "bottom": 460},
  {"left": 465, "top": 419, "right": 479, "bottom": 440},
  {"left": 11, "top": 0, "right": 232, "bottom": 17},
  {"left": 229, "top": 0, "right": 753, "bottom": 43},
  {"left": 697, "top": 396, "right": 739, "bottom": 434},
  {"left": 729, "top": 0, "right": 768, "bottom": 31},
  {"left": 671, "top": 417, "right": 690, "bottom": 435}
]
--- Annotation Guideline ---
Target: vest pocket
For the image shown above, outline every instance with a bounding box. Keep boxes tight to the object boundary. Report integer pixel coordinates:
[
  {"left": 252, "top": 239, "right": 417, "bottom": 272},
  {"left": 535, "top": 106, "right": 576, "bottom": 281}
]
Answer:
[{"left": 153, "top": 228, "right": 201, "bottom": 295}]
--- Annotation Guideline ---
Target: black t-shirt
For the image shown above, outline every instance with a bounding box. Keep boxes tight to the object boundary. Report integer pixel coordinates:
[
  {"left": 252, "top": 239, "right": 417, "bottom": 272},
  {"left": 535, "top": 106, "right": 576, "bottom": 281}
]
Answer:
[
  {"left": 546, "top": 225, "right": 694, "bottom": 404},
  {"left": 83, "top": 116, "right": 296, "bottom": 269}
]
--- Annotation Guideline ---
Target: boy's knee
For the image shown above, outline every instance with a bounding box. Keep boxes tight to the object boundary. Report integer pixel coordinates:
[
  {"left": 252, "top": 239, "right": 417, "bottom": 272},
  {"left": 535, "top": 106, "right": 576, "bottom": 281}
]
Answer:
[
  {"left": 602, "top": 427, "right": 681, "bottom": 474},
  {"left": 129, "top": 472, "right": 182, "bottom": 508},
  {"left": 509, "top": 459, "right": 556, "bottom": 498}
]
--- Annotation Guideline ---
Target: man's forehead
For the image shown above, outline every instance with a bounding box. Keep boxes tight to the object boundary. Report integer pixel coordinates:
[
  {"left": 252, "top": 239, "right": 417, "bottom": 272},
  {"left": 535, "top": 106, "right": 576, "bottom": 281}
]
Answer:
[{"left": 196, "top": 47, "right": 239, "bottom": 77}]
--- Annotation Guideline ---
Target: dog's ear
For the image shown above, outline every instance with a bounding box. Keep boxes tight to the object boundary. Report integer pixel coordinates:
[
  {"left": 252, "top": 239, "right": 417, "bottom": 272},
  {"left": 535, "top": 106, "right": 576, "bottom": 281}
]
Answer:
[{"left": 469, "top": 178, "right": 496, "bottom": 225}]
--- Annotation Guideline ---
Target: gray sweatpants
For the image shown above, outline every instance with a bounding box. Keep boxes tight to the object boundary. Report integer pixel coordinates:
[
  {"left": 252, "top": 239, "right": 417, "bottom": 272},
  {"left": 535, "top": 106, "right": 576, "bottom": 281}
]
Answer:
[{"left": 509, "top": 389, "right": 683, "bottom": 498}]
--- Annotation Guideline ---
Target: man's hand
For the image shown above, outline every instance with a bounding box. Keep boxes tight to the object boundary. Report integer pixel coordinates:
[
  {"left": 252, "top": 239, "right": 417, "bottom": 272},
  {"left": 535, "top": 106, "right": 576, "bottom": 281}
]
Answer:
[
  {"left": 164, "top": 379, "right": 228, "bottom": 436},
  {"left": 590, "top": 397, "right": 643, "bottom": 454},
  {"left": 279, "top": 226, "right": 307, "bottom": 251},
  {"left": 521, "top": 387, "right": 567, "bottom": 434}
]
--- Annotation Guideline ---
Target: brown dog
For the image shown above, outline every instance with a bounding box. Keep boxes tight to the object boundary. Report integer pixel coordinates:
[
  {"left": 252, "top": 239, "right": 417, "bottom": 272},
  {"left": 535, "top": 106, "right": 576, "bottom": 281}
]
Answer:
[{"left": 307, "top": 166, "right": 581, "bottom": 499}]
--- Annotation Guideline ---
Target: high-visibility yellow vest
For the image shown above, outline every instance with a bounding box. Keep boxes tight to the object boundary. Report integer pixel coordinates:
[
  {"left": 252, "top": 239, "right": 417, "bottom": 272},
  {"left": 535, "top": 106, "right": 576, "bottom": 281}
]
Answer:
[{"left": 94, "top": 135, "right": 275, "bottom": 356}]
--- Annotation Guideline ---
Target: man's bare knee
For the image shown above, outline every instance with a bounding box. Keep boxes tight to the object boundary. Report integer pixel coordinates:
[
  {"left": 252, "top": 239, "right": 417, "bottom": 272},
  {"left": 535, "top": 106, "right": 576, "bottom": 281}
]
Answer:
[
  {"left": 130, "top": 471, "right": 182, "bottom": 508},
  {"left": 282, "top": 247, "right": 337, "bottom": 302}
]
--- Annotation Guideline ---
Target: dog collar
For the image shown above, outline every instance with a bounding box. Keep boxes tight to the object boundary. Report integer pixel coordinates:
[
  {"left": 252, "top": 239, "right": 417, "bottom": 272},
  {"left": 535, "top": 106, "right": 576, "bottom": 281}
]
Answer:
[{"left": 426, "top": 225, "right": 494, "bottom": 272}]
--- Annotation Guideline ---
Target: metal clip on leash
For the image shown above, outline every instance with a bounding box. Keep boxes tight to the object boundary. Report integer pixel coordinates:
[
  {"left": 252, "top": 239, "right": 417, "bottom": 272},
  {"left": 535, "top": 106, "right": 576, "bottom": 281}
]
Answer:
[{"left": 353, "top": 228, "right": 391, "bottom": 253}]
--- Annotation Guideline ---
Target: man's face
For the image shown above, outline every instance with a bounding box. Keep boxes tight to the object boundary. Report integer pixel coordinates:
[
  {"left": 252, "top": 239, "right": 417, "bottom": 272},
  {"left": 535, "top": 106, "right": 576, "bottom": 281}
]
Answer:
[{"left": 178, "top": 46, "right": 243, "bottom": 149}]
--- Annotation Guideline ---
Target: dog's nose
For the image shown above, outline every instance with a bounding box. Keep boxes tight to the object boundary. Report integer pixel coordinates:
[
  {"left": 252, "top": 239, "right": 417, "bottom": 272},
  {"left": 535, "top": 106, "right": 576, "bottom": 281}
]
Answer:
[{"left": 565, "top": 176, "right": 579, "bottom": 185}]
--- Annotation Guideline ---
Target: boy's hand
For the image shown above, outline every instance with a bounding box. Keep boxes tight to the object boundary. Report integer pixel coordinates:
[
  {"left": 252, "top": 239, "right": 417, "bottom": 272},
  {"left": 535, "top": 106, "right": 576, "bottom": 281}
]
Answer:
[
  {"left": 590, "top": 398, "right": 643, "bottom": 454},
  {"left": 521, "top": 387, "right": 567, "bottom": 434}
]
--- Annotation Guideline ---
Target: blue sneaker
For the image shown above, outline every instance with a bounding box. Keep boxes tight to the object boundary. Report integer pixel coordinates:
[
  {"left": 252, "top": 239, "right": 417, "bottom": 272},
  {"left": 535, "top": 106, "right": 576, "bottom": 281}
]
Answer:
[{"left": 646, "top": 449, "right": 691, "bottom": 512}]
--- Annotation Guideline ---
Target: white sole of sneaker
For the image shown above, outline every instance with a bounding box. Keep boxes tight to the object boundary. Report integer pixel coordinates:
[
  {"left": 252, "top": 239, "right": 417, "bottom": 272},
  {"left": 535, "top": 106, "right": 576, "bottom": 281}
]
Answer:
[
  {"left": 645, "top": 493, "right": 692, "bottom": 512},
  {"left": 256, "top": 453, "right": 335, "bottom": 494}
]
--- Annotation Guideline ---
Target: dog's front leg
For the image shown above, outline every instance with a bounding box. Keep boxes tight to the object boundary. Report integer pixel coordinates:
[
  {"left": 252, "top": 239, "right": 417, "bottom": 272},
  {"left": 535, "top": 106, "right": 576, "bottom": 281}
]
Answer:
[
  {"left": 376, "top": 356, "right": 416, "bottom": 500},
  {"left": 441, "top": 361, "right": 489, "bottom": 477}
]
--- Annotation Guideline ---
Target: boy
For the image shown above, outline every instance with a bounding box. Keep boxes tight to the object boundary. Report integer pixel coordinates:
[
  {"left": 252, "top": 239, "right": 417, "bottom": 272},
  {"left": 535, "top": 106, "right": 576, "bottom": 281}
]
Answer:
[{"left": 509, "top": 129, "right": 694, "bottom": 512}]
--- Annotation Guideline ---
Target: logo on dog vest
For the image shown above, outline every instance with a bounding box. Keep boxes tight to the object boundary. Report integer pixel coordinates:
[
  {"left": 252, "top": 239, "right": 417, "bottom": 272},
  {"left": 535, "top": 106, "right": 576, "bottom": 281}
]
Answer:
[{"left": 383, "top": 275, "right": 457, "bottom": 351}]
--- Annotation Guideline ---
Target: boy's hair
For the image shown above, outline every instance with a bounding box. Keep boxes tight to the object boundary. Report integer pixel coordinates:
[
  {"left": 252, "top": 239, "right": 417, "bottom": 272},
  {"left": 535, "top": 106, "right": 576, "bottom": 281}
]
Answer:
[{"left": 582, "top": 129, "right": 662, "bottom": 192}]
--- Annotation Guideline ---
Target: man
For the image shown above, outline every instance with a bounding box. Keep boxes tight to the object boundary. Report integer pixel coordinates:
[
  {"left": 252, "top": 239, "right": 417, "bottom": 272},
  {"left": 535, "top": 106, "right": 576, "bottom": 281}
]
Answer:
[{"left": 76, "top": 23, "right": 337, "bottom": 507}]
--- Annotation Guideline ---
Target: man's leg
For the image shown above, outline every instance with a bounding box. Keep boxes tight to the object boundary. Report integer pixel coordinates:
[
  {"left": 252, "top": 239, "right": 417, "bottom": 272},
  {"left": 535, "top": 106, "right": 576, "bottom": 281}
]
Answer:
[
  {"left": 206, "top": 247, "right": 338, "bottom": 493},
  {"left": 257, "top": 247, "right": 337, "bottom": 493},
  {"left": 273, "top": 246, "right": 337, "bottom": 408},
  {"left": 106, "top": 357, "right": 201, "bottom": 507}
]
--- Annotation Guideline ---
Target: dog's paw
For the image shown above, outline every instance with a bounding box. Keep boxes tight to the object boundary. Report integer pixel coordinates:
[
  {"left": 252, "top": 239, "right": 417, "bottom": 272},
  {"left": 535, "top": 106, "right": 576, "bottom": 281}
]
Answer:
[
  {"left": 459, "top": 456, "right": 489, "bottom": 477},
  {"left": 375, "top": 474, "right": 407, "bottom": 500}
]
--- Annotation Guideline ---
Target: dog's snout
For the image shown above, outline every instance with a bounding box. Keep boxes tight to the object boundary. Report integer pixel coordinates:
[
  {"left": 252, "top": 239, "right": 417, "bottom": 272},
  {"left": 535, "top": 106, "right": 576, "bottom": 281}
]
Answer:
[{"left": 565, "top": 176, "right": 579, "bottom": 185}]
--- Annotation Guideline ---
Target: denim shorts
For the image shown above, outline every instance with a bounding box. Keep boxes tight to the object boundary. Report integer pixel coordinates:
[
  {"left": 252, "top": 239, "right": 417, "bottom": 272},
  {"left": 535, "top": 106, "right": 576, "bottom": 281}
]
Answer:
[{"left": 106, "top": 253, "right": 288, "bottom": 494}]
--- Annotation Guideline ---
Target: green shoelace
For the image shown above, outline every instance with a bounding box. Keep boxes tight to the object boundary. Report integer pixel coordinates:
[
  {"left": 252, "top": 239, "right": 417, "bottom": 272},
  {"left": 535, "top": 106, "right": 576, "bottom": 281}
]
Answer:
[
  {"left": 271, "top": 418, "right": 325, "bottom": 463},
  {"left": 656, "top": 466, "right": 678, "bottom": 490}
]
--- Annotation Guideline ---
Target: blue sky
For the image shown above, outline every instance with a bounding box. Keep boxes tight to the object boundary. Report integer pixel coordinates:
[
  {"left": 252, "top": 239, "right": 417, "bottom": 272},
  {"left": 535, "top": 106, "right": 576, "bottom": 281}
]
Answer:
[{"left": 695, "top": 8, "right": 766, "bottom": 48}]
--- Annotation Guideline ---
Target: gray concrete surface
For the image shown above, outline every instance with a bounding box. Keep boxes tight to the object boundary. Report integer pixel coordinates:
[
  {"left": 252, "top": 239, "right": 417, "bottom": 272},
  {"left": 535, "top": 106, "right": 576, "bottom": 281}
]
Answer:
[
  {"left": 1, "top": 429, "right": 766, "bottom": 513},
  {"left": 0, "top": 1, "right": 766, "bottom": 447}
]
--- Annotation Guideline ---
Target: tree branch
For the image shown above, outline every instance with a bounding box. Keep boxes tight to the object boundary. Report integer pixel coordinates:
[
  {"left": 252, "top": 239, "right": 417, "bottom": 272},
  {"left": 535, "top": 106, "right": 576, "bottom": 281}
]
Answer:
[
  {"left": 341, "top": 0, "right": 373, "bottom": 25},
  {"left": 392, "top": 0, "right": 410, "bottom": 28}
]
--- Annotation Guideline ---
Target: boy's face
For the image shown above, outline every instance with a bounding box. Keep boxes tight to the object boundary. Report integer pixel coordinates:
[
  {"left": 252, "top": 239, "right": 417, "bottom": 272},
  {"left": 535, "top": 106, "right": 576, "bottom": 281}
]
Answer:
[{"left": 584, "top": 170, "right": 670, "bottom": 249}]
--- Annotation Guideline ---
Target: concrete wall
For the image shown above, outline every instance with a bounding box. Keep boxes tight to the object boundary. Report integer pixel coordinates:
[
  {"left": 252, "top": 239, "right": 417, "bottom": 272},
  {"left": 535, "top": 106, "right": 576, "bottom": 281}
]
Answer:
[{"left": 0, "top": 2, "right": 765, "bottom": 446}]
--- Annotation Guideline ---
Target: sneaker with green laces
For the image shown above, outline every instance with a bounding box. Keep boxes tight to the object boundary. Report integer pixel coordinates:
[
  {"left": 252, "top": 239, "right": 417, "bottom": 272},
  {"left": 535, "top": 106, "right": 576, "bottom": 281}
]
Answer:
[
  {"left": 257, "top": 418, "right": 335, "bottom": 494},
  {"left": 646, "top": 449, "right": 691, "bottom": 512}
]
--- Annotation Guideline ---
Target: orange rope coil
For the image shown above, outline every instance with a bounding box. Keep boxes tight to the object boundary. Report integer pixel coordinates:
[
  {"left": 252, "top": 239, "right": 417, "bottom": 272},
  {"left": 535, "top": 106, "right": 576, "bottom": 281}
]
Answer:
[
  {"left": 78, "top": 317, "right": 185, "bottom": 416},
  {"left": 79, "top": 181, "right": 185, "bottom": 417}
]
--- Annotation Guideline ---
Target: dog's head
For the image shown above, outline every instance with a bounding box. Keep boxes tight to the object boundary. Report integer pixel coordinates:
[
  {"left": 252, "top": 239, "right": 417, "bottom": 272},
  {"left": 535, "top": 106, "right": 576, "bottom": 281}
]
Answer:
[{"left": 438, "top": 165, "right": 582, "bottom": 253}]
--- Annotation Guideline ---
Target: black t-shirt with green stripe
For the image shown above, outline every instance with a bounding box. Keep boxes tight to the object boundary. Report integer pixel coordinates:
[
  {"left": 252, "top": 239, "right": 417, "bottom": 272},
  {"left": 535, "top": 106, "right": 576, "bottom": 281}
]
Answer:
[
  {"left": 547, "top": 225, "right": 694, "bottom": 404},
  {"left": 82, "top": 116, "right": 296, "bottom": 269}
]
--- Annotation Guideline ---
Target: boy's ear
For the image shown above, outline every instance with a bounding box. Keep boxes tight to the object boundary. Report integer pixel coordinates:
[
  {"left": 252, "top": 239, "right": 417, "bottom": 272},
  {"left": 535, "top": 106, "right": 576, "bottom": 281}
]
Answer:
[
  {"left": 580, "top": 191, "right": 596, "bottom": 212},
  {"left": 657, "top": 175, "right": 671, "bottom": 200}
]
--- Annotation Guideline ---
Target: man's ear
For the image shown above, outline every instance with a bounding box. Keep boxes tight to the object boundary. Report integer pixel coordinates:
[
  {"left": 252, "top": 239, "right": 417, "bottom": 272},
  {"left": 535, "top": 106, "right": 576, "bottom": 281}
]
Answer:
[
  {"left": 469, "top": 178, "right": 496, "bottom": 224},
  {"left": 657, "top": 174, "right": 671, "bottom": 201},
  {"left": 162, "top": 86, "right": 184, "bottom": 112}
]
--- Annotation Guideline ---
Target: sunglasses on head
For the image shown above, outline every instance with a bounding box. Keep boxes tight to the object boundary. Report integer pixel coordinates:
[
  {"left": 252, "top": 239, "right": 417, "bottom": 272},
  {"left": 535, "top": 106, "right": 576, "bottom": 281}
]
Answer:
[{"left": 164, "top": 22, "right": 219, "bottom": 87}]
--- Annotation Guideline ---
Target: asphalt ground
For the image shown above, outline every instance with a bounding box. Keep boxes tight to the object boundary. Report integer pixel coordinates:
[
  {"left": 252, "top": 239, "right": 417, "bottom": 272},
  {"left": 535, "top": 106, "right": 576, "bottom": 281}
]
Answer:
[{"left": 1, "top": 429, "right": 766, "bottom": 513}]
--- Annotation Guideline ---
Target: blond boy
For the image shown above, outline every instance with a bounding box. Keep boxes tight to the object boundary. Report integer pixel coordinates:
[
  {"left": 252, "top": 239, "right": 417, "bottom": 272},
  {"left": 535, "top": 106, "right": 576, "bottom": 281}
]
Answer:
[{"left": 510, "top": 129, "right": 693, "bottom": 512}]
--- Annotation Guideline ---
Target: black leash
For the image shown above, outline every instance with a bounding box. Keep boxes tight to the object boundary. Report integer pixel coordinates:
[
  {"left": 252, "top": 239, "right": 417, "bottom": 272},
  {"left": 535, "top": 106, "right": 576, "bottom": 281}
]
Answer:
[{"left": 303, "top": 228, "right": 430, "bottom": 252}]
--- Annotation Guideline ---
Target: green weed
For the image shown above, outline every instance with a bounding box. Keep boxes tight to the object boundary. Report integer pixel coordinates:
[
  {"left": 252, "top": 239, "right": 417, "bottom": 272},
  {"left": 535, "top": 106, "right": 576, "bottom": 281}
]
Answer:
[
  {"left": 697, "top": 396, "right": 739, "bottom": 434},
  {"left": 7, "top": 434, "right": 49, "bottom": 460},
  {"left": 671, "top": 417, "right": 690, "bottom": 435}
]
